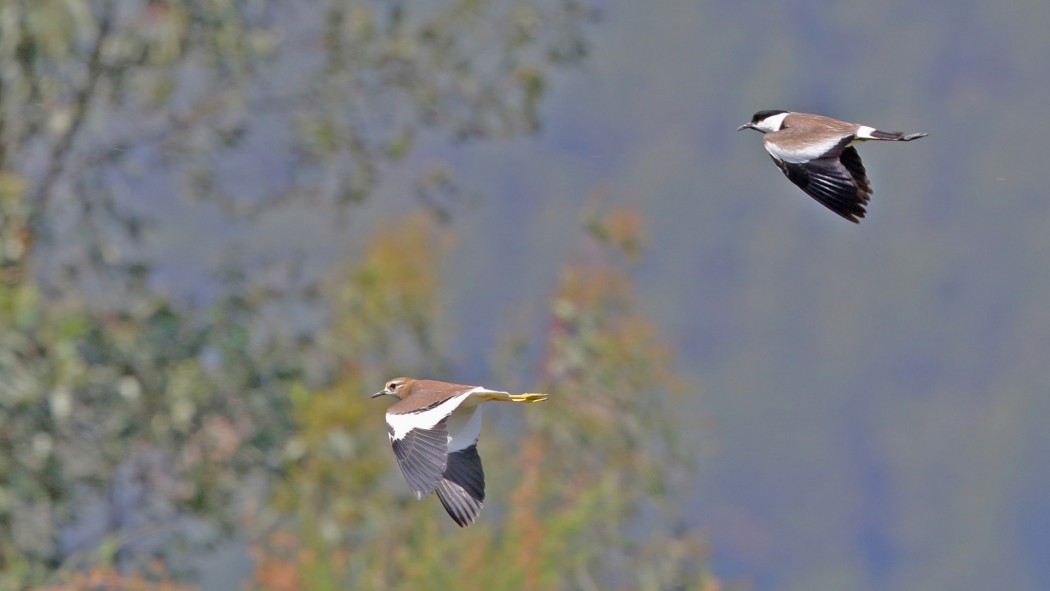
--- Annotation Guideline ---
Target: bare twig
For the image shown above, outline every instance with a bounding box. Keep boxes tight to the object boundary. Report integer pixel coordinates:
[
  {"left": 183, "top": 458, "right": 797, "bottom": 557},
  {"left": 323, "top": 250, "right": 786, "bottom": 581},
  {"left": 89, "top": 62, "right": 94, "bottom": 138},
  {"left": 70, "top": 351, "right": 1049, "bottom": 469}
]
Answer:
[
  {"left": 27, "top": 1, "right": 116, "bottom": 228},
  {"left": 0, "top": 76, "right": 6, "bottom": 170}
]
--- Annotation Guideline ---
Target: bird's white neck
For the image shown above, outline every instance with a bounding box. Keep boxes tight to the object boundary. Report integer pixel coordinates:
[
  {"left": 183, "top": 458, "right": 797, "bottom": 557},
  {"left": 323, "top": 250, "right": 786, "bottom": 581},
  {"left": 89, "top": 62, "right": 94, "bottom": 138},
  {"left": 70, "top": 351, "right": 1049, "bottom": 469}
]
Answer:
[{"left": 756, "top": 112, "right": 789, "bottom": 132}]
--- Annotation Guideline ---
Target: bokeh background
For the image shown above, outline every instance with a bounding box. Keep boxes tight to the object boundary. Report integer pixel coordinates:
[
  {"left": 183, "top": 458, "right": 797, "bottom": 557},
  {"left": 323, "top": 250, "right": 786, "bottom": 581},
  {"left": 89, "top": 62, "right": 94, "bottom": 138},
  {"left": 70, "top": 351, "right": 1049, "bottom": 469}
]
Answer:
[{"left": 2, "top": 1, "right": 1048, "bottom": 590}]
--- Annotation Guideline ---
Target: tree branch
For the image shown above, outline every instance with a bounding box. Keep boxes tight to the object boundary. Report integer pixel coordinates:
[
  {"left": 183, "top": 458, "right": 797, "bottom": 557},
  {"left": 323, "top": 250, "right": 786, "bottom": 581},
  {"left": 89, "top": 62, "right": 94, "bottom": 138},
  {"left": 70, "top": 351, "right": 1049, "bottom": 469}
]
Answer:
[
  {"left": 27, "top": 1, "right": 116, "bottom": 228},
  {"left": 0, "top": 76, "right": 6, "bottom": 170}
]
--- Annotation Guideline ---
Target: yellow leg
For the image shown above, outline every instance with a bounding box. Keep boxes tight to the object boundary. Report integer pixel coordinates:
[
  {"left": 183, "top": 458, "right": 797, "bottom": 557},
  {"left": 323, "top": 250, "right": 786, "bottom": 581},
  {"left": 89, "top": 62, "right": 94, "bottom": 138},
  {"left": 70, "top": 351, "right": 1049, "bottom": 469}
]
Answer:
[
  {"left": 506, "top": 392, "right": 549, "bottom": 403},
  {"left": 476, "top": 391, "right": 550, "bottom": 403}
]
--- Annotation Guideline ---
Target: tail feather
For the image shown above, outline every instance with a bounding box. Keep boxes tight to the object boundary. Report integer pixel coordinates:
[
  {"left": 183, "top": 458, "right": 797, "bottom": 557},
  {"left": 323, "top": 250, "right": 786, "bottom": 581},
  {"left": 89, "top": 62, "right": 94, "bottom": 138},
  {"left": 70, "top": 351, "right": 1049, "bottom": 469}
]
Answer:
[{"left": 870, "top": 130, "right": 928, "bottom": 141}]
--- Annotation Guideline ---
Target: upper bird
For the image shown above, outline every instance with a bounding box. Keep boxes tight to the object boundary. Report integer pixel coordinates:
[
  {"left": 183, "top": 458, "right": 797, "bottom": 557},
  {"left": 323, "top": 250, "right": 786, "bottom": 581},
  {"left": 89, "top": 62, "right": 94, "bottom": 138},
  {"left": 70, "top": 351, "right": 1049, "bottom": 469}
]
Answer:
[
  {"left": 737, "top": 110, "right": 928, "bottom": 223},
  {"left": 372, "top": 377, "right": 549, "bottom": 527}
]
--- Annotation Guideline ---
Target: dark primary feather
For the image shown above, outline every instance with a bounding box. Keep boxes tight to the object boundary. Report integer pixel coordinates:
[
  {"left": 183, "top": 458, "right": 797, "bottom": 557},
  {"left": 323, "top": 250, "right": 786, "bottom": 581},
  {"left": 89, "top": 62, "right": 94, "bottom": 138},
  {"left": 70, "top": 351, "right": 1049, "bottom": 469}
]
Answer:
[
  {"left": 771, "top": 145, "right": 872, "bottom": 223},
  {"left": 839, "top": 146, "right": 871, "bottom": 195},
  {"left": 391, "top": 420, "right": 448, "bottom": 498},
  {"left": 434, "top": 445, "right": 485, "bottom": 527},
  {"left": 870, "top": 129, "right": 928, "bottom": 141}
]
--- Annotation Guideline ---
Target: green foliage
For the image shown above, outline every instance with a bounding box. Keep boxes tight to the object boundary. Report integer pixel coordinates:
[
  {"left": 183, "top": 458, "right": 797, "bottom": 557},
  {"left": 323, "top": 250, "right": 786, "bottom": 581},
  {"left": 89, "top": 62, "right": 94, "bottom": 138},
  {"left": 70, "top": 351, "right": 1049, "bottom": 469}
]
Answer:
[
  {"left": 514, "top": 204, "right": 704, "bottom": 589},
  {"left": 0, "top": 1, "right": 717, "bottom": 588},
  {"left": 244, "top": 214, "right": 450, "bottom": 590},
  {"left": 0, "top": 286, "right": 301, "bottom": 585},
  {"left": 0, "top": 0, "right": 595, "bottom": 257},
  {"left": 253, "top": 206, "right": 713, "bottom": 591},
  {"left": 0, "top": 0, "right": 598, "bottom": 586}
]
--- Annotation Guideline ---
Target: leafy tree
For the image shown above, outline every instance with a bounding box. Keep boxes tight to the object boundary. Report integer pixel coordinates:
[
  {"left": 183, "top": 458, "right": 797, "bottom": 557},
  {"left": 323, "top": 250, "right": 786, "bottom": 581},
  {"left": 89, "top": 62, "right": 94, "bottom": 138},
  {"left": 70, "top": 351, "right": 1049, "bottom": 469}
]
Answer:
[
  {"left": 0, "top": 0, "right": 593, "bottom": 586},
  {"left": 251, "top": 205, "right": 717, "bottom": 591}
]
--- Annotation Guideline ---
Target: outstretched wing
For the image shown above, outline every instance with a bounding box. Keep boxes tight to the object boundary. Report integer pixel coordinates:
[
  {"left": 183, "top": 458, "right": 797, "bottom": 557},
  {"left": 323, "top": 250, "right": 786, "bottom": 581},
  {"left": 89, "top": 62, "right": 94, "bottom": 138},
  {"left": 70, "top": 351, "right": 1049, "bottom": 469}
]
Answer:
[
  {"left": 434, "top": 444, "right": 486, "bottom": 527},
  {"left": 769, "top": 146, "right": 871, "bottom": 223},
  {"left": 388, "top": 419, "right": 448, "bottom": 499},
  {"left": 385, "top": 388, "right": 478, "bottom": 498}
]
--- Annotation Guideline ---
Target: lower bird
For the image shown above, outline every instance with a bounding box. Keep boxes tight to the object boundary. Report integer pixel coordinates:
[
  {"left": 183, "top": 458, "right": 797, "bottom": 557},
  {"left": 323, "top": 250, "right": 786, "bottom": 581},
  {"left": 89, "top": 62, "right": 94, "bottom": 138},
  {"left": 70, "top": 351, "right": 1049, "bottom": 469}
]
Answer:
[
  {"left": 737, "top": 110, "right": 928, "bottom": 223},
  {"left": 372, "top": 377, "right": 549, "bottom": 527}
]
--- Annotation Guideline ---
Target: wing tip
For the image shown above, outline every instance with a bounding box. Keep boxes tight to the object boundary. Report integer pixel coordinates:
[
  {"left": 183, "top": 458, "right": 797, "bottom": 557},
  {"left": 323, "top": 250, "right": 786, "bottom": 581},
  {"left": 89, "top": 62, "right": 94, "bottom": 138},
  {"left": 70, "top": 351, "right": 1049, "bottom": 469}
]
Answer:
[
  {"left": 834, "top": 201, "right": 867, "bottom": 223},
  {"left": 435, "top": 479, "right": 485, "bottom": 527},
  {"left": 435, "top": 445, "right": 486, "bottom": 526}
]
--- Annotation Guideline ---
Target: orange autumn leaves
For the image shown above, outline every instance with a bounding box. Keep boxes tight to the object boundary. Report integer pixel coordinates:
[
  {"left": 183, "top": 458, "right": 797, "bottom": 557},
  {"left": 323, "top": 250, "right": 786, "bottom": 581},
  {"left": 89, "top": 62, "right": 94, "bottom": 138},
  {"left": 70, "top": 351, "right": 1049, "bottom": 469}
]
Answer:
[{"left": 248, "top": 203, "right": 714, "bottom": 590}]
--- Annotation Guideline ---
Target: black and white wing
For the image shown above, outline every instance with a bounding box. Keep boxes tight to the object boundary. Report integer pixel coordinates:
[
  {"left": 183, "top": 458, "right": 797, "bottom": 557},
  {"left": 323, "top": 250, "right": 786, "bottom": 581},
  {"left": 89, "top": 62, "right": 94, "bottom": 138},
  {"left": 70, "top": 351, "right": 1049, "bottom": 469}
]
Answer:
[
  {"left": 435, "top": 445, "right": 486, "bottom": 527},
  {"left": 764, "top": 134, "right": 872, "bottom": 223},
  {"left": 388, "top": 419, "right": 448, "bottom": 499},
  {"left": 433, "top": 404, "right": 485, "bottom": 526},
  {"left": 386, "top": 391, "right": 489, "bottom": 526}
]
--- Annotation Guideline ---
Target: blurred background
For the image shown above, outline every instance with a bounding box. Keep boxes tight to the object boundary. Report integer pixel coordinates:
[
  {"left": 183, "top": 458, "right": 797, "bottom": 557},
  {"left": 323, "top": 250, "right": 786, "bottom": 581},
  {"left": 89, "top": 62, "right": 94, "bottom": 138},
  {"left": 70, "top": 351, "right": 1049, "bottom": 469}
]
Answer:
[{"left": 1, "top": 0, "right": 1048, "bottom": 590}]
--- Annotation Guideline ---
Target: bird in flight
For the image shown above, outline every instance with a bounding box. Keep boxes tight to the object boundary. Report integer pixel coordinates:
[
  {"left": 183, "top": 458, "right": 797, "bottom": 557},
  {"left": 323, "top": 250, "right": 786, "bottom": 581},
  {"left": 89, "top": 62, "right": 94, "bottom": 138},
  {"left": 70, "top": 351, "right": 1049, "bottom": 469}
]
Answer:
[
  {"left": 372, "top": 377, "right": 549, "bottom": 527},
  {"left": 738, "top": 110, "right": 927, "bottom": 223}
]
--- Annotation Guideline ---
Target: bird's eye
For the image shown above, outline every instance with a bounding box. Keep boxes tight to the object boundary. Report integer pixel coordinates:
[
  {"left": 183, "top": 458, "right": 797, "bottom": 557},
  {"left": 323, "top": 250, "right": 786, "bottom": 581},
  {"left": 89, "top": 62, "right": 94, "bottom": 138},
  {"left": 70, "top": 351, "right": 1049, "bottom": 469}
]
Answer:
[{"left": 387, "top": 382, "right": 398, "bottom": 390}]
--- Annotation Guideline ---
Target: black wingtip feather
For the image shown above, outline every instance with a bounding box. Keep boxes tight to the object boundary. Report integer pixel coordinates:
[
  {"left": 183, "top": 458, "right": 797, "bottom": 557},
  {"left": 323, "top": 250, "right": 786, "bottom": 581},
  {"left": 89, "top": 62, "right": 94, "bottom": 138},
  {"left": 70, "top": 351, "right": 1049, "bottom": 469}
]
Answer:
[
  {"left": 434, "top": 446, "right": 485, "bottom": 527},
  {"left": 774, "top": 151, "right": 870, "bottom": 223}
]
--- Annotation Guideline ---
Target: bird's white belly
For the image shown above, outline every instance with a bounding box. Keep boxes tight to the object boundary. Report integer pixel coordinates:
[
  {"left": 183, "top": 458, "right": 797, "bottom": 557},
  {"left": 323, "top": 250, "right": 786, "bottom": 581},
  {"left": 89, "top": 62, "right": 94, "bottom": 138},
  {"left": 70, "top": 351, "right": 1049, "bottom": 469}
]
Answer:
[{"left": 765, "top": 136, "right": 842, "bottom": 164}]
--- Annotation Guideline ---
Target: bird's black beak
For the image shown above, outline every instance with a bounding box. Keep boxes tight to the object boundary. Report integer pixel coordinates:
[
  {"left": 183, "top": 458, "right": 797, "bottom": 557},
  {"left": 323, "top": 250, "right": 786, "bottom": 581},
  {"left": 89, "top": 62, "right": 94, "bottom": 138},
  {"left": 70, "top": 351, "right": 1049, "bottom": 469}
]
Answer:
[
  {"left": 371, "top": 389, "right": 389, "bottom": 399},
  {"left": 737, "top": 123, "right": 753, "bottom": 131}
]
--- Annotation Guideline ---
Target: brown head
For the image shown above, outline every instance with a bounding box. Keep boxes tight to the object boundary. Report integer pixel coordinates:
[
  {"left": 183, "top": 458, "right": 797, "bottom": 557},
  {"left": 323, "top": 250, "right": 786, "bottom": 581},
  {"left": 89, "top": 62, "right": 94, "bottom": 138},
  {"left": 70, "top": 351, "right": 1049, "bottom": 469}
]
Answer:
[{"left": 372, "top": 377, "right": 414, "bottom": 399}]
